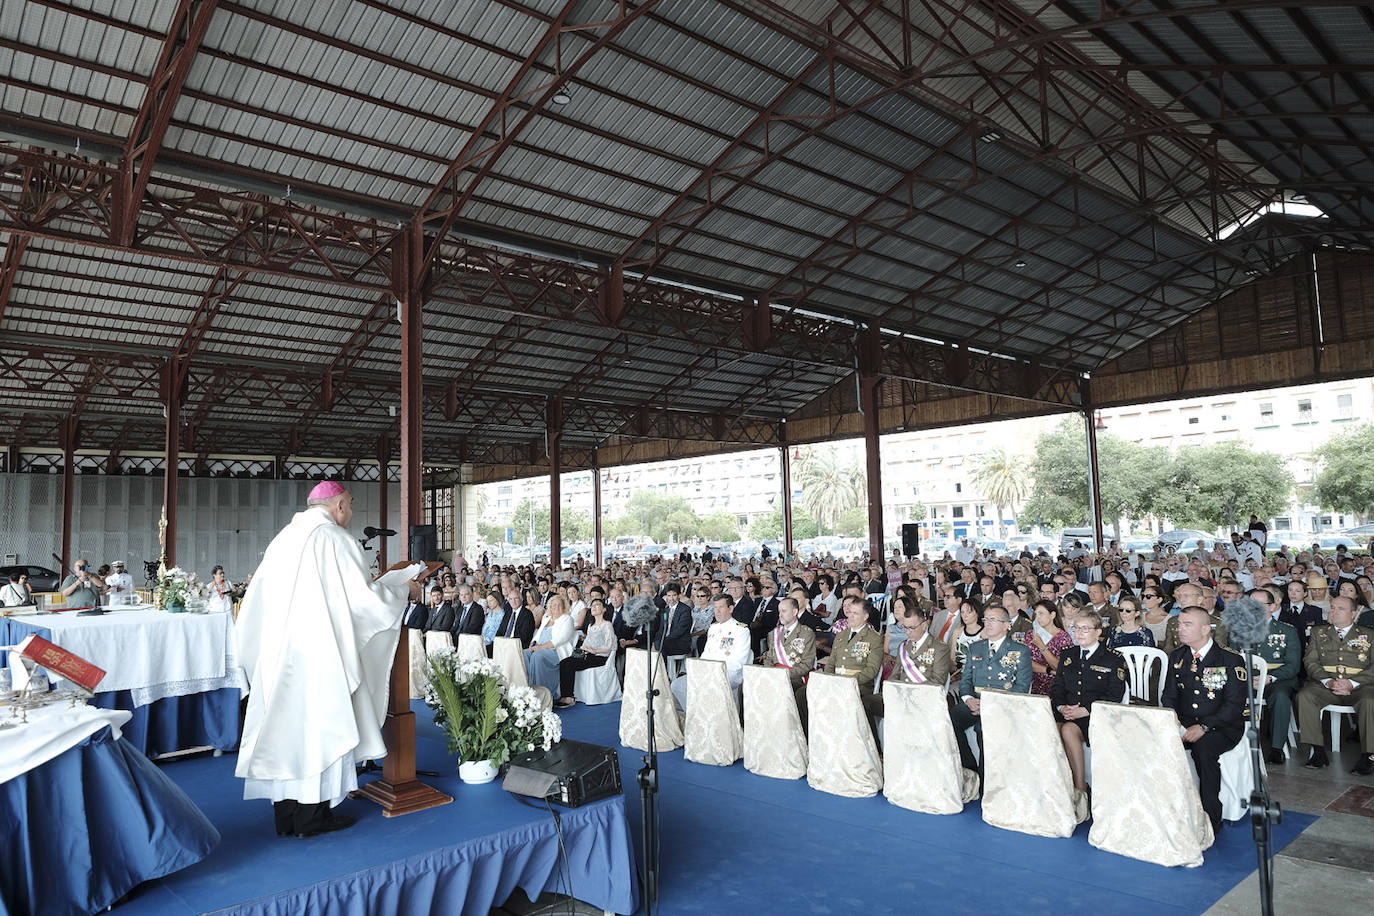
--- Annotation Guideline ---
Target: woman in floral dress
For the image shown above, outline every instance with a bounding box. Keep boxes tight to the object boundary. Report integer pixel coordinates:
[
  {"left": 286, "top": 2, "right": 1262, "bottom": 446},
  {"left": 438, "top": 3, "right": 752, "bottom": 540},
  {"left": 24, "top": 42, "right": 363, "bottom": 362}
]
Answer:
[{"left": 1020, "top": 599, "right": 1072, "bottom": 696}]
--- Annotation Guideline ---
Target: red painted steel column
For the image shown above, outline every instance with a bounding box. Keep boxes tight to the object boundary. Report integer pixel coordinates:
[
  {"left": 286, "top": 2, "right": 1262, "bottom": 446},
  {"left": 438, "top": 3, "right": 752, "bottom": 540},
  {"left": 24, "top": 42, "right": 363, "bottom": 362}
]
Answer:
[
  {"left": 780, "top": 444, "right": 794, "bottom": 557},
  {"left": 376, "top": 436, "right": 390, "bottom": 569},
  {"left": 592, "top": 465, "right": 604, "bottom": 568},
  {"left": 1082, "top": 378, "right": 1105, "bottom": 551},
  {"left": 161, "top": 360, "right": 182, "bottom": 567},
  {"left": 59, "top": 417, "right": 76, "bottom": 573},
  {"left": 357, "top": 221, "right": 451, "bottom": 817},
  {"left": 861, "top": 373, "right": 885, "bottom": 563},
  {"left": 548, "top": 398, "right": 562, "bottom": 571}
]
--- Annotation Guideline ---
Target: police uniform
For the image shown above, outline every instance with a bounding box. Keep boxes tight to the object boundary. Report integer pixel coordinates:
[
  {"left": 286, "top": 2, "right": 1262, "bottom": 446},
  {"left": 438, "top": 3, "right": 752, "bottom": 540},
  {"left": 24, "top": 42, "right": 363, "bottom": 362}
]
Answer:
[
  {"left": 1160, "top": 610, "right": 1229, "bottom": 654},
  {"left": 1295, "top": 623, "right": 1374, "bottom": 757},
  {"left": 950, "top": 636, "right": 1032, "bottom": 772},
  {"left": 1161, "top": 641, "right": 1248, "bottom": 831},
  {"left": 1049, "top": 643, "right": 1128, "bottom": 741},
  {"left": 1254, "top": 618, "right": 1302, "bottom": 752}
]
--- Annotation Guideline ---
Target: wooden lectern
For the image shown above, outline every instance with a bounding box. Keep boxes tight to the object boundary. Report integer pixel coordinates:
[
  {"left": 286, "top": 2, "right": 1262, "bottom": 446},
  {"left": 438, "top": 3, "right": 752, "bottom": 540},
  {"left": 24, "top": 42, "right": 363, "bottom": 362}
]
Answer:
[{"left": 356, "top": 563, "right": 452, "bottom": 816}]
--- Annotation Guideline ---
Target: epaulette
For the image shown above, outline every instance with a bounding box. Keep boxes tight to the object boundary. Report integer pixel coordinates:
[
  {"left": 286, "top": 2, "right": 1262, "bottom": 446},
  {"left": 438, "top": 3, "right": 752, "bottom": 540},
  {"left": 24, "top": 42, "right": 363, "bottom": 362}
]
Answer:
[
  {"left": 732, "top": 619, "right": 748, "bottom": 628},
  {"left": 1220, "top": 645, "right": 1245, "bottom": 659}
]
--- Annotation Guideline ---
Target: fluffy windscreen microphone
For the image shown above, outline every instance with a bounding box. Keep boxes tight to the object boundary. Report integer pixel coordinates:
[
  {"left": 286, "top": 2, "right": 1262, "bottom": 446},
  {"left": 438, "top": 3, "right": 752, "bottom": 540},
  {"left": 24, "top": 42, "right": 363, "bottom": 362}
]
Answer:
[
  {"left": 623, "top": 594, "right": 659, "bottom": 629},
  {"left": 1220, "top": 596, "right": 1270, "bottom": 650}
]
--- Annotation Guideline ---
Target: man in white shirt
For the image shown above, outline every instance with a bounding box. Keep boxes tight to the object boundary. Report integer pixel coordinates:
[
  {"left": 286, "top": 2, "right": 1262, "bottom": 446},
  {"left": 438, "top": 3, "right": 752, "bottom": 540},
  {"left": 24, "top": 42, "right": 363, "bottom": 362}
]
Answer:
[
  {"left": 671, "top": 594, "right": 752, "bottom": 712},
  {"left": 954, "top": 539, "right": 975, "bottom": 565},
  {"left": 104, "top": 560, "right": 135, "bottom": 606},
  {"left": 1236, "top": 532, "right": 1264, "bottom": 568}
]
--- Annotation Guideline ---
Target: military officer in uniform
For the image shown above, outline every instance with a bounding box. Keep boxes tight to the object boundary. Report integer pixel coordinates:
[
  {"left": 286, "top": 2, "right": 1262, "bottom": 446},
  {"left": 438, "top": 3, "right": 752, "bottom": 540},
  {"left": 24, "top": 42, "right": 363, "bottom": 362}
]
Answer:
[
  {"left": 1295, "top": 595, "right": 1374, "bottom": 774},
  {"left": 795, "top": 596, "right": 883, "bottom": 734},
  {"left": 1159, "top": 583, "right": 1229, "bottom": 653},
  {"left": 1161, "top": 606, "right": 1249, "bottom": 833},
  {"left": 950, "top": 606, "right": 1033, "bottom": 774},
  {"left": 862, "top": 600, "right": 951, "bottom": 723},
  {"left": 671, "top": 593, "right": 753, "bottom": 713},
  {"left": 1051, "top": 608, "right": 1128, "bottom": 792},
  {"left": 757, "top": 596, "right": 816, "bottom": 694},
  {"left": 1246, "top": 587, "right": 1302, "bottom": 765}
]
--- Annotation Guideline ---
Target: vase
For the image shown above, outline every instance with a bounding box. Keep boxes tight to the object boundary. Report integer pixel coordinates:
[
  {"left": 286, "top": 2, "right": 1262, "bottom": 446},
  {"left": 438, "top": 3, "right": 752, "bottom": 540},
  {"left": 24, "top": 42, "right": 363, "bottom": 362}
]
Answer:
[
  {"left": 458, "top": 758, "right": 498, "bottom": 784},
  {"left": 167, "top": 600, "right": 186, "bottom": 613}
]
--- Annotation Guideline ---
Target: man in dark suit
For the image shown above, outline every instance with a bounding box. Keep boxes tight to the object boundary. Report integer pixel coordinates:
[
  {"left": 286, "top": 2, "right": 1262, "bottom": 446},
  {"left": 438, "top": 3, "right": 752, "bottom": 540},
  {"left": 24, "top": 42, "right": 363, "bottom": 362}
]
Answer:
[
  {"left": 655, "top": 582, "right": 693, "bottom": 657},
  {"left": 494, "top": 599, "right": 536, "bottom": 649},
  {"left": 452, "top": 585, "right": 485, "bottom": 637},
  {"left": 403, "top": 586, "right": 438, "bottom": 630},
  {"left": 610, "top": 586, "right": 643, "bottom": 650},
  {"left": 1161, "top": 606, "right": 1249, "bottom": 833},
  {"left": 747, "top": 578, "right": 781, "bottom": 656}
]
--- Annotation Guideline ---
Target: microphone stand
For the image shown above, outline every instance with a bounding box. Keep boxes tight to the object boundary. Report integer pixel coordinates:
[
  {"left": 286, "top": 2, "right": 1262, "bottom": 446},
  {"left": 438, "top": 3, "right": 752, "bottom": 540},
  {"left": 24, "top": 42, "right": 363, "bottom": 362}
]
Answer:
[
  {"left": 636, "top": 613, "right": 660, "bottom": 914},
  {"left": 1240, "top": 642, "right": 1281, "bottom": 916}
]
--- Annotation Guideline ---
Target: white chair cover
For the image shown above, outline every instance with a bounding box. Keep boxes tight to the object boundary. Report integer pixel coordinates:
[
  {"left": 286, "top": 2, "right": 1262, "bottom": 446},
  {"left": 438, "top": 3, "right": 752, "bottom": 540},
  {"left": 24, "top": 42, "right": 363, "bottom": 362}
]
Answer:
[
  {"left": 1088, "top": 703, "right": 1214, "bottom": 867},
  {"left": 1217, "top": 735, "right": 1259, "bottom": 822},
  {"left": 424, "top": 630, "right": 454, "bottom": 654},
  {"left": 457, "top": 633, "right": 485, "bottom": 663},
  {"left": 406, "top": 630, "right": 428, "bottom": 699},
  {"left": 684, "top": 658, "right": 743, "bottom": 766},
  {"left": 980, "top": 690, "right": 1089, "bottom": 837},
  {"left": 805, "top": 672, "right": 882, "bottom": 798},
  {"left": 882, "top": 681, "right": 978, "bottom": 814},
  {"left": 619, "top": 648, "right": 684, "bottom": 752},
  {"left": 742, "top": 665, "right": 807, "bottom": 779},
  {"left": 574, "top": 654, "right": 622, "bottom": 705},
  {"left": 492, "top": 637, "right": 529, "bottom": 688}
]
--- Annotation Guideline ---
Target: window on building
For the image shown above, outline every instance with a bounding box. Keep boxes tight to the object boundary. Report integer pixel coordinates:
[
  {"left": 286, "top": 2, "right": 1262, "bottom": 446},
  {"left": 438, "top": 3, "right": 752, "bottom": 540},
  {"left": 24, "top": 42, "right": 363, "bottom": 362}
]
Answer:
[
  {"left": 955, "top": 482, "right": 962, "bottom": 493},
  {"left": 1259, "top": 402, "right": 1273, "bottom": 420},
  {"left": 1187, "top": 417, "right": 1199, "bottom": 425},
  {"left": 1298, "top": 399, "right": 1313, "bottom": 419},
  {"left": 423, "top": 486, "right": 454, "bottom": 551},
  {"left": 952, "top": 506, "right": 965, "bottom": 518},
  {"left": 1338, "top": 393, "right": 1353, "bottom": 418},
  {"left": 1274, "top": 517, "right": 1290, "bottom": 530}
]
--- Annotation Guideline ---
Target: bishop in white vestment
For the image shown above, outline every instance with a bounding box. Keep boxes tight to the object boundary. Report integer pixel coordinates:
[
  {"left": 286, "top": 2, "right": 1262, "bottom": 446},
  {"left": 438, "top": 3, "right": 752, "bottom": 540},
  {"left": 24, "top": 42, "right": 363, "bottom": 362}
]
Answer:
[{"left": 235, "top": 481, "right": 419, "bottom": 837}]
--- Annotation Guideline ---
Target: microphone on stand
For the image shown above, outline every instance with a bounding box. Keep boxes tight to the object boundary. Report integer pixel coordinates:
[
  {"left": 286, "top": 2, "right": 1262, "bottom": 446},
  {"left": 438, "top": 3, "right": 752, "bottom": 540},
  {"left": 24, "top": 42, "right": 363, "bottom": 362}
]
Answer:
[
  {"left": 363, "top": 526, "right": 398, "bottom": 540},
  {"left": 624, "top": 592, "right": 663, "bottom": 910},
  {"left": 1220, "top": 596, "right": 1270, "bottom": 650}
]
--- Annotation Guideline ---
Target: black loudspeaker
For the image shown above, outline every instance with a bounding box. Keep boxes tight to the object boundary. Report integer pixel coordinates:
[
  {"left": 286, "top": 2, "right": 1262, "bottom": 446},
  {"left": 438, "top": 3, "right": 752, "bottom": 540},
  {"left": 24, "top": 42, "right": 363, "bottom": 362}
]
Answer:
[
  {"left": 901, "top": 523, "right": 920, "bottom": 557},
  {"left": 504, "top": 739, "right": 622, "bottom": 808},
  {"left": 408, "top": 524, "right": 438, "bottom": 562}
]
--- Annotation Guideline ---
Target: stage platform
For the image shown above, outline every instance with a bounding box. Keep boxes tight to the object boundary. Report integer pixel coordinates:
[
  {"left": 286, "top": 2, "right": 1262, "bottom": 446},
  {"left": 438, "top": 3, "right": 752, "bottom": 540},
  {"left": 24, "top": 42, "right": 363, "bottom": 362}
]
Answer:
[
  {"left": 113, "top": 701, "right": 638, "bottom": 916},
  {"left": 117, "top": 699, "right": 1314, "bottom": 916}
]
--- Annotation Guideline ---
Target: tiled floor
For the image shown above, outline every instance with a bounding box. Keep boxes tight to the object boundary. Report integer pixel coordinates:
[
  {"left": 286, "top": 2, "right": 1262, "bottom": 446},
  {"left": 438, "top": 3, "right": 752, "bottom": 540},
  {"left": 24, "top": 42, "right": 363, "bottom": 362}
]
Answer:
[{"left": 1205, "top": 742, "right": 1374, "bottom": 915}]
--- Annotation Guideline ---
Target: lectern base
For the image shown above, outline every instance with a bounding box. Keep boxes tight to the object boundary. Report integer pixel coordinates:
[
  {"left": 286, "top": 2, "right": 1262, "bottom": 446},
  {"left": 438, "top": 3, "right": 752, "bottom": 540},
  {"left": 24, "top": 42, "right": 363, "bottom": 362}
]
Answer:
[{"left": 354, "top": 778, "right": 452, "bottom": 817}]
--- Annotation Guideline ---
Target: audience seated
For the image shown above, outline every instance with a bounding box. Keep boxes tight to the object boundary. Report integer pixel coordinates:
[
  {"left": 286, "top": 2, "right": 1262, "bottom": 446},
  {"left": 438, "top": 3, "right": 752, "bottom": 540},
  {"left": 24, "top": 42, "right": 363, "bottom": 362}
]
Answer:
[{"left": 1051, "top": 609, "right": 1127, "bottom": 792}]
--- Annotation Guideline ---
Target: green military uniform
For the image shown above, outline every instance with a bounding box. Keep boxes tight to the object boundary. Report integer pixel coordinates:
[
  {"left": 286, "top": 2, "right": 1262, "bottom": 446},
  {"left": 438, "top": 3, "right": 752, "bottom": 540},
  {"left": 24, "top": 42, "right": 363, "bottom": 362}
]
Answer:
[
  {"left": 759, "top": 621, "right": 816, "bottom": 692},
  {"left": 1254, "top": 618, "right": 1302, "bottom": 752},
  {"left": 795, "top": 624, "right": 882, "bottom": 733},
  {"left": 1296, "top": 624, "right": 1374, "bottom": 755},
  {"left": 862, "top": 630, "right": 951, "bottom": 722},
  {"left": 1160, "top": 610, "right": 1229, "bottom": 654}
]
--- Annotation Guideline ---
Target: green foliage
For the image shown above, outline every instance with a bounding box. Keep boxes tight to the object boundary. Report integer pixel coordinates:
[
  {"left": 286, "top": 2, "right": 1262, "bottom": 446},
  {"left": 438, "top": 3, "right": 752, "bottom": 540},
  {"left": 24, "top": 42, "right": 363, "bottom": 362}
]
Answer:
[
  {"left": 509, "top": 497, "right": 551, "bottom": 544},
  {"left": 971, "top": 448, "right": 1030, "bottom": 535},
  {"left": 560, "top": 508, "right": 593, "bottom": 543},
  {"left": 477, "top": 520, "right": 506, "bottom": 544},
  {"left": 699, "top": 510, "right": 741, "bottom": 543},
  {"left": 748, "top": 504, "right": 820, "bottom": 541},
  {"left": 1315, "top": 423, "right": 1374, "bottom": 516},
  {"left": 795, "top": 446, "right": 865, "bottom": 534},
  {"left": 1159, "top": 442, "right": 1291, "bottom": 530},
  {"left": 834, "top": 506, "right": 869, "bottom": 537}
]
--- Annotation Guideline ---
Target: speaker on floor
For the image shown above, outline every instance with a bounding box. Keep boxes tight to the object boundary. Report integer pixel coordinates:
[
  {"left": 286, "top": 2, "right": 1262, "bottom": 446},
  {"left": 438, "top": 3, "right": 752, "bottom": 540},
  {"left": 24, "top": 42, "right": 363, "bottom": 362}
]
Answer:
[{"left": 901, "top": 523, "right": 920, "bottom": 557}]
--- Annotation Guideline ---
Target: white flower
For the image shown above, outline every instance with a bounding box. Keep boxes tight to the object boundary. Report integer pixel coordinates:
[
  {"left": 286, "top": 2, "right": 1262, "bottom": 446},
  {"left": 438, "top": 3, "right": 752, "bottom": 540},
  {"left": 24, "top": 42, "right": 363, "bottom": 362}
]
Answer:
[
  {"left": 527, "top": 743, "right": 535, "bottom": 751},
  {"left": 494, "top": 708, "right": 508, "bottom": 723}
]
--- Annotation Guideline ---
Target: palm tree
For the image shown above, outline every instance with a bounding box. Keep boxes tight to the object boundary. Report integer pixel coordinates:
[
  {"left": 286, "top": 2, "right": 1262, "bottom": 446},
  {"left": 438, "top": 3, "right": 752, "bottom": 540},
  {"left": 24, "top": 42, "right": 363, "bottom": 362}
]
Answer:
[
  {"left": 795, "top": 447, "right": 865, "bottom": 535},
  {"left": 971, "top": 448, "right": 1031, "bottom": 538}
]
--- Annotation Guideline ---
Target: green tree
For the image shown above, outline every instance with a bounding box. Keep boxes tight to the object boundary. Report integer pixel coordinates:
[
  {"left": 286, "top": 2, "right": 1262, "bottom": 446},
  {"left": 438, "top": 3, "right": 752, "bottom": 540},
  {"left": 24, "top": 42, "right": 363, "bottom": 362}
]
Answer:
[
  {"left": 970, "top": 448, "right": 1031, "bottom": 537},
  {"left": 834, "top": 506, "right": 869, "bottom": 538},
  {"left": 1159, "top": 442, "right": 1292, "bottom": 530},
  {"left": 795, "top": 446, "right": 865, "bottom": 534},
  {"left": 477, "top": 520, "right": 506, "bottom": 544},
  {"left": 658, "top": 509, "right": 701, "bottom": 543},
  {"left": 1022, "top": 418, "right": 1172, "bottom": 537},
  {"left": 560, "top": 508, "right": 593, "bottom": 543},
  {"left": 699, "top": 511, "right": 740, "bottom": 543},
  {"left": 510, "top": 497, "right": 550, "bottom": 544},
  {"left": 1315, "top": 424, "right": 1374, "bottom": 519},
  {"left": 751, "top": 504, "right": 822, "bottom": 541}
]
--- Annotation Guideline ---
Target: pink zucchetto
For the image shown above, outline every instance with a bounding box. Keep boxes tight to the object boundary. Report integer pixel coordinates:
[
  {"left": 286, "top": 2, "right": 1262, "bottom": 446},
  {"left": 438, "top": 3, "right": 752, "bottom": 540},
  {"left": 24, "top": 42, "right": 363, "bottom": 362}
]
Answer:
[{"left": 308, "top": 480, "right": 346, "bottom": 500}]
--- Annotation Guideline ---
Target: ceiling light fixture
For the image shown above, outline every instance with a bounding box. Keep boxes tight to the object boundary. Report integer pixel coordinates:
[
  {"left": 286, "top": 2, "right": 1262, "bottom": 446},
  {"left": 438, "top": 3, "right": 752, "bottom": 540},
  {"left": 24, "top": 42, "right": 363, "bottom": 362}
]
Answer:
[
  {"left": 979, "top": 129, "right": 1002, "bottom": 144},
  {"left": 1244, "top": 267, "right": 1263, "bottom": 278},
  {"left": 1014, "top": 257, "right": 1027, "bottom": 269},
  {"left": 552, "top": 89, "right": 572, "bottom": 105}
]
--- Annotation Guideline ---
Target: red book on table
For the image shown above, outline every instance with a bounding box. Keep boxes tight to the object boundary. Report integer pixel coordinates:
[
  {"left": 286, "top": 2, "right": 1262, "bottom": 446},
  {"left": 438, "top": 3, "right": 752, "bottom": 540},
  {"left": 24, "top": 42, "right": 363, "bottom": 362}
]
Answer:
[{"left": 17, "top": 633, "right": 106, "bottom": 692}]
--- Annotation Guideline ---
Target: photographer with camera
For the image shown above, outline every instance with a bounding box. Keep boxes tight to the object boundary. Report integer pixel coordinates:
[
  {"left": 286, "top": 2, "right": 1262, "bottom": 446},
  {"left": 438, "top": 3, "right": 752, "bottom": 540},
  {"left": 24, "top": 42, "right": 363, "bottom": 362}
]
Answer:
[{"left": 60, "top": 558, "right": 105, "bottom": 609}]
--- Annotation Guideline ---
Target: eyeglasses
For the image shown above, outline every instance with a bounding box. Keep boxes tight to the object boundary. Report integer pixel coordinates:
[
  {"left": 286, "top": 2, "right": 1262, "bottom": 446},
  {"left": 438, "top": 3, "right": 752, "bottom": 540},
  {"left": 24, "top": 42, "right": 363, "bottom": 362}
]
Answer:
[
  {"left": 981, "top": 617, "right": 1010, "bottom": 624},
  {"left": 901, "top": 623, "right": 924, "bottom": 631},
  {"left": 1072, "top": 625, "right": 1101, "bottom": 633}
]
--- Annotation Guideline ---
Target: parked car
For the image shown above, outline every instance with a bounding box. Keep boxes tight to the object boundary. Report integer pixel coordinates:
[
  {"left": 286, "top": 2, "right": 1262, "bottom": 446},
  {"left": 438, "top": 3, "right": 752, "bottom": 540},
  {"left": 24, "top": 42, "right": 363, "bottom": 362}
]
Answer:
[{"left": 0, "top": 564, "right": 60, "bottom": 591}]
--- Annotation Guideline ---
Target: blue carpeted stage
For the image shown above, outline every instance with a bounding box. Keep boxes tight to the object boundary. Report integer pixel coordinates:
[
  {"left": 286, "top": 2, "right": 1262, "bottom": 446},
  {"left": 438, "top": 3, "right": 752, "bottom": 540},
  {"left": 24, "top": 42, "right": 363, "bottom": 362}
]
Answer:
[{"left": 117, "top": 700, "right": 1313, "bottom": 915}]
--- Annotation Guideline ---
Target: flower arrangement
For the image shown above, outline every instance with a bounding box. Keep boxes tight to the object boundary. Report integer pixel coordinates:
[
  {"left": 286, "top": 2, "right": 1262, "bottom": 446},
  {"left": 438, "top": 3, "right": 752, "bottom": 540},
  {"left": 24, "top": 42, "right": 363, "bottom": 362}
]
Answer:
[
  {"left": 156, "top": 567, "right": 206, "bottom": 610},
  {"left": 423, "top": 649, "right": 561, "bottom": 766}
]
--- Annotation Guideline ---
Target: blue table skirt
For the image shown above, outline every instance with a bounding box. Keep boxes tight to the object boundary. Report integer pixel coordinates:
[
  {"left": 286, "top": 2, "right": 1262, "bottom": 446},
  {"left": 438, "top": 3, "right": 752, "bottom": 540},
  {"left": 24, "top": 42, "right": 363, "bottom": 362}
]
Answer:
[
  {"left": 0, "top": 618, "right": 49, "bottom": 669},
  {"left": 0, "top": 727, "right": 221, "bottom": 916},
  {"left": 89, "top": 687, "right": 241, "bottom": 756}
]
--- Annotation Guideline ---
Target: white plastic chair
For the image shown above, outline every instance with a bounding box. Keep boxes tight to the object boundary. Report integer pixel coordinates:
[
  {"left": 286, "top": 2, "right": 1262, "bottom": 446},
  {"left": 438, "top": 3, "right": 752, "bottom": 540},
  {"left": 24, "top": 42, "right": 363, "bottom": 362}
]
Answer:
[
  {"left": 1118, "top": 646, "right": 1168, "bottom": 704},
  {"left": 1249, "top": 656, "right": 1269, "bottom": 725},
  {"left": 573, "top": 654, "right": 622, "bottom": 705},
  {"left": 1323, "top": 704, "right": 1358, "bottom": 754}
]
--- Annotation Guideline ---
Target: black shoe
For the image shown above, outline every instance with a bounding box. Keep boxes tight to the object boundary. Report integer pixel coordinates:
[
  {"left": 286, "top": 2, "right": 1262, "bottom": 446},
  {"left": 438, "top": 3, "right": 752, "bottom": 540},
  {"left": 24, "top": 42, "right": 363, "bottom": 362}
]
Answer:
[
  {"left": 1352, "top": 755, "right": 1374, "bottom": 776},
  {"left": 1267, "top": 748, "right": 1286, "bottom": 766},
  {"left": 1304, "top": 747, "right": 1330, "bottom": 769},
  {"left": 296, "top": 813, "right": 356, "bottom": 837}
]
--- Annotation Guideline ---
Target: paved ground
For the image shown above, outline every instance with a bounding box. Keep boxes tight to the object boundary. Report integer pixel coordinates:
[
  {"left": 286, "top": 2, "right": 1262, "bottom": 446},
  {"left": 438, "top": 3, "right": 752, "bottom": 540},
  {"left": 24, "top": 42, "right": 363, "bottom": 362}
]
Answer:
[{"left": 1206, "top": 739, "right": 1374, "bottom": 915}]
